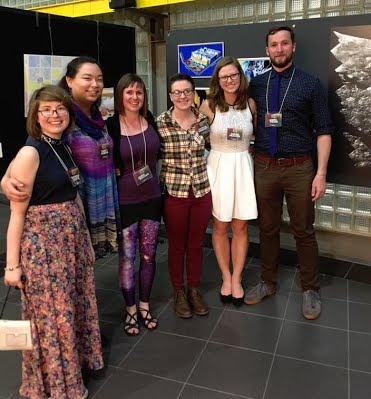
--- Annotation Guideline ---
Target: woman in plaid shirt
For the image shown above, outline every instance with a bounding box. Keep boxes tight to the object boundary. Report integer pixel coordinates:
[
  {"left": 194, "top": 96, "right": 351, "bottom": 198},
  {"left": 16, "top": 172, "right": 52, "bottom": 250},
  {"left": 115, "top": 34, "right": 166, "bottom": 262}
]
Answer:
[{"left": 157, "top": 73, "right": 212, "bottom": 319}]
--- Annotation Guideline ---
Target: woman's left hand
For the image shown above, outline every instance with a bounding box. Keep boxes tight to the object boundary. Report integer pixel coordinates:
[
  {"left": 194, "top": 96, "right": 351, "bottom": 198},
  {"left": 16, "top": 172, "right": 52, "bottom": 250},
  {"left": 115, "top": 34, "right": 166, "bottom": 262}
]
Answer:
[{"left": 4, "top": 269, "right": 25, "bottom": 289}]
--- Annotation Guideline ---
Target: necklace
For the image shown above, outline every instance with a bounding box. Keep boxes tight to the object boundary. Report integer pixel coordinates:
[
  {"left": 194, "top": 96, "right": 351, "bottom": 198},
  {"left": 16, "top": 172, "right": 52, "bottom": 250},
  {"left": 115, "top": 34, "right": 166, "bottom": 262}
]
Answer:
[
  {"left": 41, "top": 134, "right": 83, "bottom": 187},
  {"left": 265, "top": 68, "right": 296, "bottom": 114},
  {"left": 120, "top": 116, "right": 147, "bottom": 171},
  {"left": 120, "top": 116, "right": 153, "bottom": 186},
  {"left": 40, "top": 133, "right": 62, "bottom": 145}
]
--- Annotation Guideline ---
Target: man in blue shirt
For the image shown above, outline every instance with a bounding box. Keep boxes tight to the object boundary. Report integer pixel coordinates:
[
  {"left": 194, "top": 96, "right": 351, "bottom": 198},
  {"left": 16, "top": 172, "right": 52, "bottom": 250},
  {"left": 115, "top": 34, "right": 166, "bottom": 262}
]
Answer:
[{"left": 245, "top": 26, "right": 334, "bottom": 320}]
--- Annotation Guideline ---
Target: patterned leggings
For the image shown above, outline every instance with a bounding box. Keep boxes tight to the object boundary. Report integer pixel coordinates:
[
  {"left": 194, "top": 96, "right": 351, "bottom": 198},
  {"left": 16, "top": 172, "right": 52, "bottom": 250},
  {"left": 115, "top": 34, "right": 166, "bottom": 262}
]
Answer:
[{"left": 119, "top": 219, "right": 160, "bottom": 307}]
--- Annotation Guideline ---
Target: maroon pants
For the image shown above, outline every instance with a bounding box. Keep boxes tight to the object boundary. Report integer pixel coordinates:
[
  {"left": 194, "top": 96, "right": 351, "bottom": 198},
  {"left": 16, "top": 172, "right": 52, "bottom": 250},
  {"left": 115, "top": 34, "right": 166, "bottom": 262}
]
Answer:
[{"left": 163, "top": 191, "right": 212, "bottom": 290}]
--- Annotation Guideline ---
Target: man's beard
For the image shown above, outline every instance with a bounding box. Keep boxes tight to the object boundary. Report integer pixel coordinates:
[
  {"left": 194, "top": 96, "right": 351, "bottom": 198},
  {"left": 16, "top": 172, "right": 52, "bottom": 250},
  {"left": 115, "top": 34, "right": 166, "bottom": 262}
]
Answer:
[{"left": 270, "top": 53, "right": 293, "bottom": 69}]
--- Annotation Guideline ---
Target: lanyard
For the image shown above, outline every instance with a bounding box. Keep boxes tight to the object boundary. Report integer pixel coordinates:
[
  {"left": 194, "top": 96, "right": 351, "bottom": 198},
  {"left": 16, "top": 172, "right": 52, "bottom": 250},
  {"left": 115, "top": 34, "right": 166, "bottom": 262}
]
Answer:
[
  {"left": 91, "top": 127, "right": 109, "bottom": 145},
  {"left": 121, "top": 117, "right": 147, "bottom": 172},
  {"left": 41, "top": 134, "right": 78, "bottom": 172},
  {"left": 265, "top": 68, "right": 296, "bottom": 114}
]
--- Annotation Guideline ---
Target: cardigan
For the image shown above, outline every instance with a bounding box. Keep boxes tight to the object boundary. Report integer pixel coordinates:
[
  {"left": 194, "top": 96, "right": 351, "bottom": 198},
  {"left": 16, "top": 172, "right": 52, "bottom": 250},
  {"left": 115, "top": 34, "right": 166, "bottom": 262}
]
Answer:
[{"left": 106, "top": 110, "right": 159, "bottom": 177}]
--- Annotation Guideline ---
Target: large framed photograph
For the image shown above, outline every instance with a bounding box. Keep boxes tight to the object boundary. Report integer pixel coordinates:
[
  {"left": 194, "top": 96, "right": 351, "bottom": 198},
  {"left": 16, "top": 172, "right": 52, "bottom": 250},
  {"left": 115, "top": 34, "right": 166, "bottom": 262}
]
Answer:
[
  {"left": 178, "top": 42, "right": 224, "bottom": 78},
  {"left": 237, "top": 57, "right": 271, "bottom": 82}
]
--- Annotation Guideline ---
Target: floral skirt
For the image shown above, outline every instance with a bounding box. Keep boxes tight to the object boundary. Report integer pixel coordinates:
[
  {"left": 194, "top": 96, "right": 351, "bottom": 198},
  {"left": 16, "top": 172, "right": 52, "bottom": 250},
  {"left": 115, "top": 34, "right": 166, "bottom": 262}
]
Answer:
[{"left": 19, "top": 200, "right": 104, "bottom": 399}]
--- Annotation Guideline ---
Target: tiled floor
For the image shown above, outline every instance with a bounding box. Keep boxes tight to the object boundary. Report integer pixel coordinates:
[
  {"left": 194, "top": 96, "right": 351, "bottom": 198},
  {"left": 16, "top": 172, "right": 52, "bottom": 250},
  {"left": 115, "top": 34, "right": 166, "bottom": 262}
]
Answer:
[{"left": 1, "top": 237, "right": 371, "bottom": 399}]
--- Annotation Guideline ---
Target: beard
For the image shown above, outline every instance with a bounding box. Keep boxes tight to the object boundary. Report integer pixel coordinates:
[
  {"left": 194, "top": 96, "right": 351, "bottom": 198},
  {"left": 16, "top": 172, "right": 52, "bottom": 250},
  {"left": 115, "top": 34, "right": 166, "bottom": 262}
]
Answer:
[{"left": 270, "top": 53, "right": 293, "bottom": 69}]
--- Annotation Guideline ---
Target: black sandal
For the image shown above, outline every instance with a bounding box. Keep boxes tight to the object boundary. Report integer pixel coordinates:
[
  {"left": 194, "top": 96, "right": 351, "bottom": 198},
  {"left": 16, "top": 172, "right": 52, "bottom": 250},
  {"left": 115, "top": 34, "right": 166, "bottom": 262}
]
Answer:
[
  {"left": 138, "top": 308, "right": 158, "bottom": 331},
  {"left": 124, "top": 311, "right": 139, "bottom": 336}
]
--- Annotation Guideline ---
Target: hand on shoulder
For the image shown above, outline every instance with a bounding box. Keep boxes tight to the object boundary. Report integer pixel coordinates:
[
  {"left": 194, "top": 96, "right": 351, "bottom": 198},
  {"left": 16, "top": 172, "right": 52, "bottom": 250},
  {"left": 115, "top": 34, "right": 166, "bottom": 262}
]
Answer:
[{"left": 199, "top": 100, "right": 214, "bottom": 123}]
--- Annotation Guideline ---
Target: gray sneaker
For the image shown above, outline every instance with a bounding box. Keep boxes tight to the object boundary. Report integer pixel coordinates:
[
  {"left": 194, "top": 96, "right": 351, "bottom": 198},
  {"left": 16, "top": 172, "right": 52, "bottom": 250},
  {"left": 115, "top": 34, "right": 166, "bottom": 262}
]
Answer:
[
  {"left": 302, "top": 290, "right": 321, "bottom": 320},
  {"left": 244, "top": 281, "right": 276, "bottom": 305}
]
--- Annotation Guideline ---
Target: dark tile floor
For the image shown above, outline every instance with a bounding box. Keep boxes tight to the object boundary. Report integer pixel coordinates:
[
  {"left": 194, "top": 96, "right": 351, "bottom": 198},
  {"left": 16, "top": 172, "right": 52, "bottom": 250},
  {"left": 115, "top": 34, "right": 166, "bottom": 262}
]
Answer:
[{"left": 1, "top": 238, "right": 371, "bottom": 399}]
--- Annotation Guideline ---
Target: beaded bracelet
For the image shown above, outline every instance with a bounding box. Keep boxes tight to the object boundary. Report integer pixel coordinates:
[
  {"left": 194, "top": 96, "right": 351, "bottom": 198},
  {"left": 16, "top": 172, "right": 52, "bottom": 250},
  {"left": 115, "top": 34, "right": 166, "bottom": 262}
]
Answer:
[{"left": 4, "top": 265, "right": 21, "bottom": 272}]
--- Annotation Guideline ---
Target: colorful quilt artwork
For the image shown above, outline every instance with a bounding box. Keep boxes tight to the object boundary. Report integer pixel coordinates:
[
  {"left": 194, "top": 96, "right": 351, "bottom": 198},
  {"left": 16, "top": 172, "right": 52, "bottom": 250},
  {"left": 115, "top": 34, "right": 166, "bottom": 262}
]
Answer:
[{"left": 24, "top": 54, "right": 76, "bottom": 116}]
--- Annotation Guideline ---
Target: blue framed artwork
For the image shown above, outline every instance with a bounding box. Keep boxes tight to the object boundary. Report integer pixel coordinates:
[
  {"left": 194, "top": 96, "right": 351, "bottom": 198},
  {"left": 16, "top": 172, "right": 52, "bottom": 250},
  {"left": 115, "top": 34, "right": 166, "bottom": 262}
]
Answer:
[
  {"left": 178, "top": 42, "right": 224, "bottom": 78},
  {"left": 237, "top": 57, "right": 271, "bottom": 83}
]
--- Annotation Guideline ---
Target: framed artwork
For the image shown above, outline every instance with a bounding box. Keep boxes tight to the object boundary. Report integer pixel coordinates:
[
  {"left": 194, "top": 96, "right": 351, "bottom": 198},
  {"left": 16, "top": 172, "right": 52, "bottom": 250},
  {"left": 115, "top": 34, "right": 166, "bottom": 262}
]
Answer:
[
  {"left": 327, "top": 25, "right": 371, "bottom": 187},
  {"left": 237, "top": 57, "right": 271, "bottom": 82},
  {"left": 178, "top": 42, "right": 224, "bottom": 78},
  {"left": 24, "top": 54, "right": 75, "bottom": 116},
  {"left": 99, "top": 87, "right": 114, "bottom": 120}
]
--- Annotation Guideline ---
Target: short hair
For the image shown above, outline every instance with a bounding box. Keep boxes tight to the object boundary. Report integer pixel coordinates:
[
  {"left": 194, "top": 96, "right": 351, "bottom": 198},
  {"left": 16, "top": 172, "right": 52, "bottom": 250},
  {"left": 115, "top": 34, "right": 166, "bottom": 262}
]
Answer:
[
  {"left": 58, "top": 56, "right": 103, "bottom": 106},
  {"left": 266, "top": 26, "right": 295, "bottom": 46},
  {"left": 168, "top": 73, "right": 195, "bottom": 93},
  {"left": 27, "top": 85, "right": 74, "bottom": 139},
  {"left": 207, "top": 56, "right": 248, "bottom": 113},
  {"left": 114, "top": 73, "right": 148, "bottom": 117}
]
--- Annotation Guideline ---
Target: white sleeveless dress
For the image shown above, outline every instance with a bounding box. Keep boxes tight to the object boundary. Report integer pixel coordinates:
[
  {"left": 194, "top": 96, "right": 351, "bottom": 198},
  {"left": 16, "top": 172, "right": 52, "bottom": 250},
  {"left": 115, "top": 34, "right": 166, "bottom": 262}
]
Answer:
[{"left": 207, "top": 105, "right": 258, "bottom": 221}]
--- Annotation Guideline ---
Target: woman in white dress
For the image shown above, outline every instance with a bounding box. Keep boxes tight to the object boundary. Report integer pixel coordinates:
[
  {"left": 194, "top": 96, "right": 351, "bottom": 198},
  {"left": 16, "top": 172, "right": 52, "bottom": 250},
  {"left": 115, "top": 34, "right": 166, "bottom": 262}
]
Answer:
[{"left": 200, "top": 56, "right": 258, "bottom": 307}]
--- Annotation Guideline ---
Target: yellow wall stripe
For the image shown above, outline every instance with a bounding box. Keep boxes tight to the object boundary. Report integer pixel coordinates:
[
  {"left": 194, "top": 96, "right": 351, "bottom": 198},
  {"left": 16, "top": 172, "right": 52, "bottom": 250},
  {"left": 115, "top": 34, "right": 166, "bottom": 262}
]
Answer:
[{"left": 31, "top": 0, "right": 194, "bottom": 18}]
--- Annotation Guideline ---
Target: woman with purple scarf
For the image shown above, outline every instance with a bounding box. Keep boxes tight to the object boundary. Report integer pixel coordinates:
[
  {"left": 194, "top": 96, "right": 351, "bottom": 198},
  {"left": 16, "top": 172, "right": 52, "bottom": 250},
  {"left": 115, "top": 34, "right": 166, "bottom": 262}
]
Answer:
[{"left": 58, "top": 56, "right": 120, "bottom": 258}]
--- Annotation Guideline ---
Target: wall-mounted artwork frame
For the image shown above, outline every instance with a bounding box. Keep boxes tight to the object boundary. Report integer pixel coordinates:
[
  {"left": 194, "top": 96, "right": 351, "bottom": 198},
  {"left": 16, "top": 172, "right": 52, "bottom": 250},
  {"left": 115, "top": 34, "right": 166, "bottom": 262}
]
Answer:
[
  {"left": 237, "top": 57, "right": 271, "bottom": 82},
  {"left": 178, "top": 42, "right": 224, "bottom": 78},
  {"left": 24, "top": 54, "right": 75, "bottom": 116}
]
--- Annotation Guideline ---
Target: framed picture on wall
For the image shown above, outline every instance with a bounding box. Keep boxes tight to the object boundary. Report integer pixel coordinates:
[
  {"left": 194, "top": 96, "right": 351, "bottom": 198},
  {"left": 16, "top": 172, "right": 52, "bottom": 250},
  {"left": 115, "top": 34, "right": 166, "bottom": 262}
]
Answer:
[
  {"left": 99, "top": 87, "right": 115, "bottom": 120},
  {"left": 23, "top": 54, "right": 76, "bottom": 117},
  {"left": 237, "top": 57, "right": 271, "bottom": 82},
  {"left": 178, "top": 42, "right": 224, "bottom": 78}
]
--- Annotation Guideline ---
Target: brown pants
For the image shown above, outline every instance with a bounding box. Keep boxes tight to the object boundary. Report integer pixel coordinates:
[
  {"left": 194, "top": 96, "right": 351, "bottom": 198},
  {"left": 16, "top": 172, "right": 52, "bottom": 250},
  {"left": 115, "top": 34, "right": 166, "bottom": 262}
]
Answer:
[{"left": 254, "top": 157, "right": 320, "bottom": 291}]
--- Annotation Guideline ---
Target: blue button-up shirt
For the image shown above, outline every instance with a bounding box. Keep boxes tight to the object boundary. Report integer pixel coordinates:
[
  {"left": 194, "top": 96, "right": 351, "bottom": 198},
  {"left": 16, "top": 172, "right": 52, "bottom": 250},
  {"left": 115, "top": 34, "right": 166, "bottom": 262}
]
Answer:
[{"left": 249, "top": 63, "right": 334, "bottom": 157}]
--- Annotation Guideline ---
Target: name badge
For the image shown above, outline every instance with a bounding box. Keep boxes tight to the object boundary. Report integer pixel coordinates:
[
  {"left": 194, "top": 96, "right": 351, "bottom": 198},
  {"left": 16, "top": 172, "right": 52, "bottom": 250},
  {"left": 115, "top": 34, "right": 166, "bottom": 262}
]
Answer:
[
  {"left": 198, "top": 120, "right": 210, "bottom": 135},
  {"left": 99, "top": 143, "right": 110, "bottom": 159},
  {"left": 133, "top": 165, "right": 153, "bottom": 186},
  {"left": 227, "top": 128, "right": 243, "bottom": 141},
  {"left": 67, "top": 167, "right": 84, "bottom": 187},
  {"left": 265, "top": 113, "right": 282, "bottom": 127}
]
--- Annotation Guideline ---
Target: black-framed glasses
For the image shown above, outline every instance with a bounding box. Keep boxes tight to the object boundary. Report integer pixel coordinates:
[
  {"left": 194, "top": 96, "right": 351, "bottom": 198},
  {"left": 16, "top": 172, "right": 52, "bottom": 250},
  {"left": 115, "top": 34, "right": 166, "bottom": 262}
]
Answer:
[
  {"left": 170, "top": 89, "right": 194, "bottom": 98},
  {"left": 218, "top": 73, "right": 240, "bottom": 83},
  {"left": 38, "top": 106, "right": 68, "bottom": 118}
]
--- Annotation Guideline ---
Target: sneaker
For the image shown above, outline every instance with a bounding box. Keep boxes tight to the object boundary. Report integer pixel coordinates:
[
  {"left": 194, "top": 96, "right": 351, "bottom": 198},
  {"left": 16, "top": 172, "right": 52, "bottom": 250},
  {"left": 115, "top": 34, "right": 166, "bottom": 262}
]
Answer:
[
  {"left": 173, "top": 289, "right": 193, "bottom": 318},
  {"left": 187, "top": 287, "right": 209, "bottom": 316},
  {"left": 302, "top": 290, "right": 321, "bottom": 320},
  {"left": 244, "top": 281, "right": 276, "bottom": 305}
]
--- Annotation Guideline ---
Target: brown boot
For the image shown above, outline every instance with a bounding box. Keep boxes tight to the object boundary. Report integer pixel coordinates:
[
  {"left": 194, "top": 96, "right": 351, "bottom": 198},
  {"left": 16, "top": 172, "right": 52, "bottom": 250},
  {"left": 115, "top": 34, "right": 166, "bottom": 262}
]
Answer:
[
  {"left": 173, "top": 289, "right": 192, "bottom": 318},
  {"left": 187, "top": 287, "right": 209, "bottom": 316}
]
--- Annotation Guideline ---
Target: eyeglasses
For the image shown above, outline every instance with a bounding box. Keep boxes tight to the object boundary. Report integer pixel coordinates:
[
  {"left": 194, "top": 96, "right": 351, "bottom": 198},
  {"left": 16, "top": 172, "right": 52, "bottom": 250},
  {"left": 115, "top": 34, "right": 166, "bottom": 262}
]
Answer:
[
  {"left": 218, "top": 73, "right": 240, "bottom": 83},
  {"left": 38, "top": 106, "right": 68, "bottom": 118},
  {"left": 170, "top": 89, "right": 194, "bottom": 98}
]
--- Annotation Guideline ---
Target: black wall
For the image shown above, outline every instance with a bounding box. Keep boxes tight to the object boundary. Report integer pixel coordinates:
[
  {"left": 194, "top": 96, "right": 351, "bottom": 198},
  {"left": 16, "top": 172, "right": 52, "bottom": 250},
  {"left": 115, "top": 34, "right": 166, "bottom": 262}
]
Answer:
[
  {"left": 0, "top": 6, "right": 136, "bottom": 176},
  {"left": 167, "top": 14, "right": 371, "bottom": 187}
]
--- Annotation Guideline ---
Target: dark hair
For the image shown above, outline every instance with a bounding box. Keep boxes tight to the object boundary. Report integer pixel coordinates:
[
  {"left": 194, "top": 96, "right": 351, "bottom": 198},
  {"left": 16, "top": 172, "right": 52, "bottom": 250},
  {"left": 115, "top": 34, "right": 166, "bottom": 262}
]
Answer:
[
  {"left": 207, "top": 56, "right": 248, "bottom": 113},
  {"left": 114, "top": 73, "right": 148, "bottom": 117},
  {"left": 58, "top": 56, "right": 103, "bottom": 106},
  {"left": 168, "top": 73, "right": 195, "bottom": 93},
  {"left": 27, "top": 85, "right": 74, "bottom": 139},
  {"left": 266, "top": 26, "right": 295, "bottom": 46}
]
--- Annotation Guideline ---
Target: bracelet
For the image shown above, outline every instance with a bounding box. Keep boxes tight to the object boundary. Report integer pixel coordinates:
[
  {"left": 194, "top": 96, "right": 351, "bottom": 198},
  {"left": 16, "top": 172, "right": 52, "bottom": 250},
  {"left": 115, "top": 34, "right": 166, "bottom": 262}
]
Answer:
[{"left": 4, "top": 265, "right": 21, "bottom": 272}]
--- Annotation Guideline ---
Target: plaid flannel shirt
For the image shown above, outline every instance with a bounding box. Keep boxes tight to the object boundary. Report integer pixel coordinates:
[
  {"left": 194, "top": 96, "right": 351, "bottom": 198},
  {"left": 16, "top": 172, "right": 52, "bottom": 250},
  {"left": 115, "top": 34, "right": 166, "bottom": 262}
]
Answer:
[{"left": 157, "top": 106, "right": 211, "bottom": 198}]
